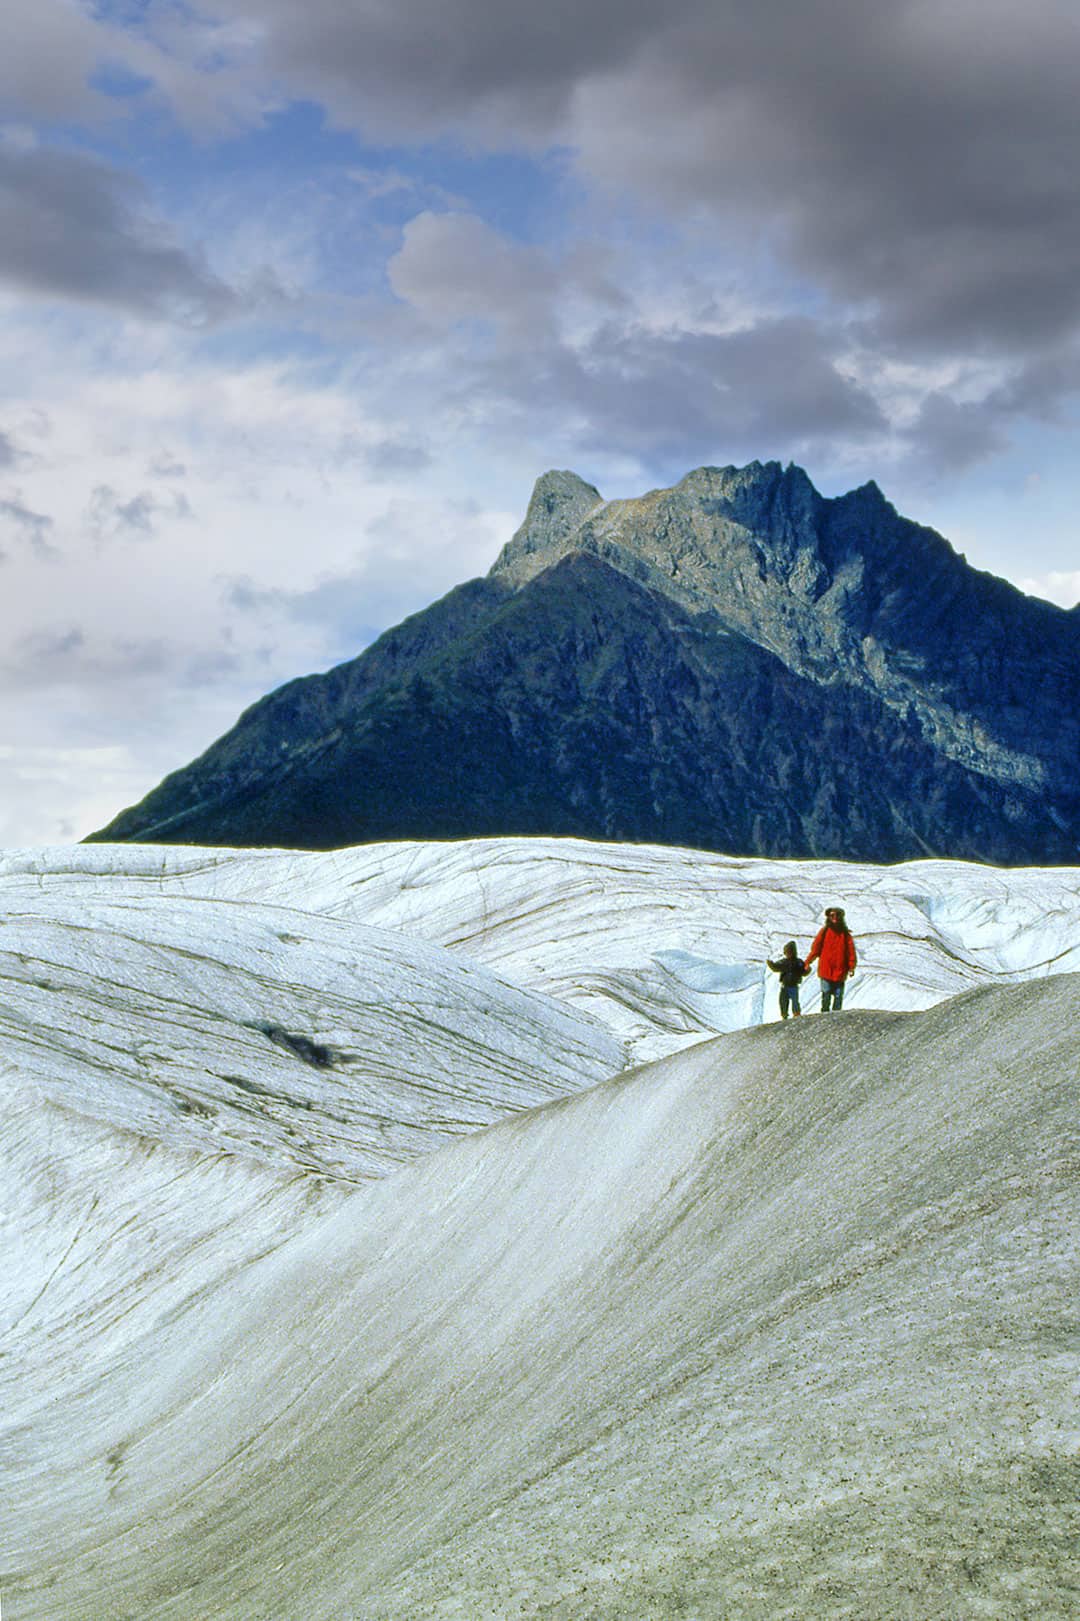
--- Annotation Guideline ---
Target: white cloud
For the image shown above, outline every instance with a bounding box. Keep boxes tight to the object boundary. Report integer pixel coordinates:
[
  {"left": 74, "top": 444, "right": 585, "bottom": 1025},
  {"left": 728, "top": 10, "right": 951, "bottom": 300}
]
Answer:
[
  {"left": 0, "top": 741, "right": 155, "bottom": 844},
  {"left": 388, "top": 211, "right": 557, "bottom": 335},
  {"left": 0, "top": 491, "right": 56, "bottom": 556},
  {"left": 1019, "top": 569, "right": 1080, "bottom": 609},
  {"left": 0, "top": 305, "right": 527, "bottom": 841}
]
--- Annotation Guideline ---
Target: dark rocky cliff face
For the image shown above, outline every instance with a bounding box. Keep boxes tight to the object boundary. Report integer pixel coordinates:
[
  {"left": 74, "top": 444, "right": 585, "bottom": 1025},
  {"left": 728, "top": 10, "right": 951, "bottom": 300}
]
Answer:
[{"left": 88, "top": 462, "right": 1080, "bottom": 863}]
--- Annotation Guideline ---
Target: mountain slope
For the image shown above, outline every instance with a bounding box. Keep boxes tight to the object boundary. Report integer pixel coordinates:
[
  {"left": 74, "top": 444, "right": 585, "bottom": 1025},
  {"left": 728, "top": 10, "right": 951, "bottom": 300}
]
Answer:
[{"left": 88, "top": 462, "right": 1080, "bottom": 862}]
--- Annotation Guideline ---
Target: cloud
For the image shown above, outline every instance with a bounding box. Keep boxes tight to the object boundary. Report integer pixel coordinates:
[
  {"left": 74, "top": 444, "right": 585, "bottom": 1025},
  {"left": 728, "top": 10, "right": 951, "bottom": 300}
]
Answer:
[
  {"left": 364, "top": 440, "right": 433, "bottom": 478},
  {"left": 148, "top": 451, "right": 189, "bottom": 479},
  {"left": 558, "top": 2, "right": 1080, "bottom": 362},
  {"left": 0, "top": 0, "right": 109, "bottom": 123},
  {"left": 193, "top": 1, "right": 1080, "bottom": 408},
  {"left": 900, "top": 392, "right": 1010, "bottom": 476},
  {"left": 0, "top": 740, "right": 156, "bottom": 845},
  {"left": 893, "top": 339, "right": 1080, "bottom": 475},
  {"left": 0, "top": 142, "right": 238, "bottom": 323},
  {"left": 223, "top": 493, "right": 515, "bottom": 659},
  {"left": 11, "top": 624, "right": 89, "bottom": 674},
  {"left": 4, "top": 1, "right": 1074, "bottom": 476},
  {"left": 0, "top": 618, "right": 269, "bottom": 841},
  {"left": 6, "top": 624, "right": 252, "bottom": 694},
  {"left": 206, "top": 0, "right": 664, "bottom": 140},
  {"left": 1019, "top": 569, "right": 1080, "bottom": 610},
  {"left": 387, "top": 215, "right": 886, "bottom": 470},
  {"left": 388, "top": 211, "right": 557, "bottom": 335},
  {"left": 0, "top": 492, "right": 57, "bottom": 556},
  {"left": 0, "top": 430, "right": 17, "bottom": 469},
  {"left": 571, "top": 318, "right": 888, "bottom": 463},
  {"left": 87, "top": 484, "right": 194, "bottom": 542}
]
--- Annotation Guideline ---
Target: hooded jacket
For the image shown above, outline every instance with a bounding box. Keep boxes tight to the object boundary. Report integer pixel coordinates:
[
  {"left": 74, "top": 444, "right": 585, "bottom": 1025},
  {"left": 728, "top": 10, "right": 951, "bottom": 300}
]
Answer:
[
  {"left": 805, "top": 921, "right": 857, "bottom": 981},
  {"left": 767, "top": 946, "right": 807, "bottom": 987}
]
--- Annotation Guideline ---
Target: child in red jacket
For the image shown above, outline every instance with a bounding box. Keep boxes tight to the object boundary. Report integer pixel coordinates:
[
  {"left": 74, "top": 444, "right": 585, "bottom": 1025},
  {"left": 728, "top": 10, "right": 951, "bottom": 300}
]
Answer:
[{"left": 804, "top": 906, "right": 857, "bottom": 1012}]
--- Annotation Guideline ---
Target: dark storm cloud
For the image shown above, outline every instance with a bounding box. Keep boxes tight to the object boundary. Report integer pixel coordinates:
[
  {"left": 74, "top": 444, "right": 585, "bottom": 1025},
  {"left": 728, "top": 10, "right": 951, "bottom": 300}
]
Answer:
[
  {"left": 0, "top": 0, "right": 105, "bottom": 123},
  {"left": 0, "top": 144, "right": 237, "bottom": 324},
  {"left": 547, "top": 317, "right": 888, "bottom": 467},
  {"left": 211, "top": 0, "right": 671, "bottom": 137},
  {"left": 217, "top": 0, "right": 1080, "bottom": 372},
  {"left": 902, "top": 341, "right": 1080, "bottom": 472},
  {"left": 570, "top": 0, "right": 1080, "bottom": 359},
  {"left": 902, "top": 393, "right": 1010, "bottom": 476}
]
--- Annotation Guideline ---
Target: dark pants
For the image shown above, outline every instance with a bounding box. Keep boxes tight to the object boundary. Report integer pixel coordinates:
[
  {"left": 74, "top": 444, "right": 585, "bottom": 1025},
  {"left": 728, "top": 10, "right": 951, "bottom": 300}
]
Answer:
[
  {"left": 779, "top": 985, "right": 801, "bottom": 1018},
  {"left": 820, "top": 979, "right": 845, "bottom": 1012}
]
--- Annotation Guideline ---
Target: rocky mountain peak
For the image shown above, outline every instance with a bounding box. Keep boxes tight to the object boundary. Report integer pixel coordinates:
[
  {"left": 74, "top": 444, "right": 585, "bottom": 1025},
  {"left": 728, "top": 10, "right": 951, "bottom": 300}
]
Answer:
[
  {"left": 491, "top": 459, "right": 836, "bottom": 636},
  {"left": 490, "top": 460, "right": 829, "bottom": 599},
  {"left": 488, "top": 460, "right": 958, "bottom": 640},
  {"left": 673, "top": 459, "right": 819, "bottom": 525},
  {"left": 491, "top": 470, "right": 604, "bottom": 584}
]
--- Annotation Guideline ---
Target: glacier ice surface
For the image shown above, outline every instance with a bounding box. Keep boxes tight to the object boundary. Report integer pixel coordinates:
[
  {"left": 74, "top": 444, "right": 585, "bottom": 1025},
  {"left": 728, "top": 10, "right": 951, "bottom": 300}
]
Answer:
[{"left": 1, "top": 837, "right": 1078, "bottom": 1618}]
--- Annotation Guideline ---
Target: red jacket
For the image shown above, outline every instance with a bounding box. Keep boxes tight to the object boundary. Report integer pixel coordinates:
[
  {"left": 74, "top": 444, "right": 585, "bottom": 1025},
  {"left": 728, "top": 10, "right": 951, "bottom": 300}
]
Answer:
[{"left": 806, "top": 924, "right": 857, "bottom": 981}]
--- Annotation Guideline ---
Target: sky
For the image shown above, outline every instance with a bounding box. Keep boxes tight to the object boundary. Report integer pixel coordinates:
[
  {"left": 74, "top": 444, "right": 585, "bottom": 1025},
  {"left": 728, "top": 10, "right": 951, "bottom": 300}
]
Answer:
[{"left": 2, "top": 0, "right": 1079, "bottom": 844}]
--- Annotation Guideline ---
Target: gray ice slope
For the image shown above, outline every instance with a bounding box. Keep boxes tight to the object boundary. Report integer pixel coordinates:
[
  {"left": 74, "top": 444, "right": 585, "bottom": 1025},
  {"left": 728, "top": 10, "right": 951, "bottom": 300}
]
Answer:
[
  {"left": 0, "top": 889, "right": 621, "bottom": 1181},
  {"left": 2, "top": 973, "right": 1077, "bottom": 1618}
]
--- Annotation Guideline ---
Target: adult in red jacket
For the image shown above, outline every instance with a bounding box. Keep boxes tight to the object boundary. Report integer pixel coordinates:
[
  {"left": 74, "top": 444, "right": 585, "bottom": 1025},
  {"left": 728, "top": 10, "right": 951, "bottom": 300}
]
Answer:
[{"left": 804, "top": 906, "right": 857, "bottom": 1012}]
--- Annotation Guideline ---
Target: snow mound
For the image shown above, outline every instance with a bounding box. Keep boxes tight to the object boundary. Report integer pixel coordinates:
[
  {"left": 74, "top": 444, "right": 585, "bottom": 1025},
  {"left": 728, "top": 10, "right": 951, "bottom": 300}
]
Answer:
[{"left": 2, "top": 972, "right": 1077, "bottom": 1617}]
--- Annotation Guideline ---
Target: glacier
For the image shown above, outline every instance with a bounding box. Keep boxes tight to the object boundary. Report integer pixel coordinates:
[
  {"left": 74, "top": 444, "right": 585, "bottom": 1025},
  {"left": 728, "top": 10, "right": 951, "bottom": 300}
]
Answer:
[{"left": 1, "top": 837, "right": 1078, "bottom": 1618}]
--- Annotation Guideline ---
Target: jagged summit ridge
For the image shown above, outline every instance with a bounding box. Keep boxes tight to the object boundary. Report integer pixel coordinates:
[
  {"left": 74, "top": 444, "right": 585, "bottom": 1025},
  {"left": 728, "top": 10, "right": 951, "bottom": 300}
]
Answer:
[{"left": 491, "top": 460, "right": 904, "bottom": 621}]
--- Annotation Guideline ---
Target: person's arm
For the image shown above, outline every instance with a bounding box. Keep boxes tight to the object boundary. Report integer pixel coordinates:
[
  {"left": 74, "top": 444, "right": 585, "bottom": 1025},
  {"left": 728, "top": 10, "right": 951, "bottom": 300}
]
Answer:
[
  {"left": 847, "top": 934, "right": 858, "bottom": 975},
  {"left": 804, "top": 928, "right": 824, "bottom": 969}
]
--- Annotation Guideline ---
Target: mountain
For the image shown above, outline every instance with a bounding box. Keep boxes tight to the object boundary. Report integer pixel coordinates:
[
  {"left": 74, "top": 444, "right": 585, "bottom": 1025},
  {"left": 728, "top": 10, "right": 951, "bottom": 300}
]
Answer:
[{"left": 87, "top": 461, "right": 1080, "bottom": 862}]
